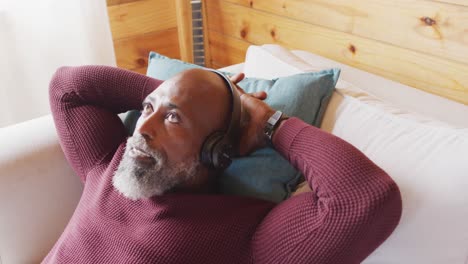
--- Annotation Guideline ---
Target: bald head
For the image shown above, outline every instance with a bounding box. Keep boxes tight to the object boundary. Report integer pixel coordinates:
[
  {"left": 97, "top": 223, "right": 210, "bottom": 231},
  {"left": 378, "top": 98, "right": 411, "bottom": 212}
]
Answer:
[
  {"left": 114, "top": 68, "right": 237, "bottom": 199},
  {"left": 172, "top": 68, "right": 229, "bottom": 90},
  {"left": 163, "top": 68, "right": 231, "bottom": 132}
]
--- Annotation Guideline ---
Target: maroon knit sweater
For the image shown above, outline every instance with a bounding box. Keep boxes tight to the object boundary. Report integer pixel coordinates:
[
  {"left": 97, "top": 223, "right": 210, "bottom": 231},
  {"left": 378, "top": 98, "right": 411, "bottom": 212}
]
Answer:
[{"left": 44, "top": 66, "right": 401, "bottom": 264}]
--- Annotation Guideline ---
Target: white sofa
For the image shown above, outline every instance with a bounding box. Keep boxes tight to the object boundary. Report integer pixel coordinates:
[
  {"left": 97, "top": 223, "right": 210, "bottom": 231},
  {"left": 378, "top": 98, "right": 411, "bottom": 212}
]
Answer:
[
  {"left": 1, "top": 46, "right": 468, "bottom": 264},
  {"left": 0, "top": 65, "right": 245, "bottom": 264},
  {"left": 0, "top": 115, "right": 83, "bottom": 264}
]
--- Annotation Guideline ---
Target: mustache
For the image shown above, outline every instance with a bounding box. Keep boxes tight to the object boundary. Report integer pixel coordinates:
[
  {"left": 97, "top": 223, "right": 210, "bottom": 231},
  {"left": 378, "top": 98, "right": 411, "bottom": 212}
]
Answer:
[{"left": 126, "top": 134, "right": 163, "bottom": 160}]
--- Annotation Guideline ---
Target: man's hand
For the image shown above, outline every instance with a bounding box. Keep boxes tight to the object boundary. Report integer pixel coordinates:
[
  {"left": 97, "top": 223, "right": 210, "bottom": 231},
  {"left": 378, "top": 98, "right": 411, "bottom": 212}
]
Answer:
[
  {"left": 229, "top": 73, "right": 245, "bottom": 85},
  {"left": 229, "top": 73, "right": 276, "bottom": 156}
]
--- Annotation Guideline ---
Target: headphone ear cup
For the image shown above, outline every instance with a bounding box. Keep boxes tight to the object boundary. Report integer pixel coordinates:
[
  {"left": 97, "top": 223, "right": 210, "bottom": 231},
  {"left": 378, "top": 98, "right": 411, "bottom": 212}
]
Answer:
[
  {"left": 212, "top": 140, "right": 233, "bottom": 170},
  {"left": 200, "top": 132, "right": 225, "bottom": 168},
  {"left": 201, "top": 131, "right": 234, "bottom": 170}
]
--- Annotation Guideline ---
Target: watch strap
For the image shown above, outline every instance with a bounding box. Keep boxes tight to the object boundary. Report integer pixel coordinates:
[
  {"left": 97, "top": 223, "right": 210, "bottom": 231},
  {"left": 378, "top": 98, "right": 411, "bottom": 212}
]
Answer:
[{"left": 264, "top": 110, "right": 288, "bottom": 141}]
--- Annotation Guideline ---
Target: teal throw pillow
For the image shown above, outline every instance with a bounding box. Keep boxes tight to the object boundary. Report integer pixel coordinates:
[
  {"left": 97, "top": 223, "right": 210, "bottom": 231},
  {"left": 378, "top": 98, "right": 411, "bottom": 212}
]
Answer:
[{"left": 124, "top": 52, "right": 340, "bottom": 203}]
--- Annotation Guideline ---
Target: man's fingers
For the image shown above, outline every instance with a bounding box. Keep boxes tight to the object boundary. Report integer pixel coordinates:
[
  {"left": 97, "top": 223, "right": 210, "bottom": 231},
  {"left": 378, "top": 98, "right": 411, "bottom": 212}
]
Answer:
[
  {"left": 228, "top": 73, "right": 266, "bottom": 101},
  {"left": 240, "top": 91, "right": 267, "bottom": 100},
  {"left": 229, "top": 72, "right": 245, "bottom": 84},
  {"left": 250, "top": 91, "right": 267, "bottom": 100},
  {"left": 235, "top": 84, "right": 246, "bottom": 95}
]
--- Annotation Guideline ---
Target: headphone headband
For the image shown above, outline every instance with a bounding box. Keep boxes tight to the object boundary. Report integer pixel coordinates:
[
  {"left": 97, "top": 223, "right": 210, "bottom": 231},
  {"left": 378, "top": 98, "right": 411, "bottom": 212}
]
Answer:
[
  {"left": 200, "top": 69, "right": 242, "bottom": 169},
  {"left": 207, "top": 69, "right": 241, "bottom": 146}
]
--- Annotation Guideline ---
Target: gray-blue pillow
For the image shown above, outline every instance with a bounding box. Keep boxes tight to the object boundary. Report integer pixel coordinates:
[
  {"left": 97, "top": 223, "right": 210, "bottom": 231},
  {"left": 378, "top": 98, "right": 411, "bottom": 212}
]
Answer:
[{"left": 125, "top": 52, "right": 340, "bottom": 203}]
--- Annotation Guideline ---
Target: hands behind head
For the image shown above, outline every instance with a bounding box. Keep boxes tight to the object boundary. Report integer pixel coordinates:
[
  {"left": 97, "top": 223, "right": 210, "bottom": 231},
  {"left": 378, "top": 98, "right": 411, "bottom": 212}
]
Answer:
[{"left": 229, "top": 73, "right": 276, "bottom": 156}]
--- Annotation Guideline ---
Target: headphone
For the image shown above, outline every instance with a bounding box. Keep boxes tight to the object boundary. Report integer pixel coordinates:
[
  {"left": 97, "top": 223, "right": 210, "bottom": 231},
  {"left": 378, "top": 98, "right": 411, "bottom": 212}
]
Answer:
[{"left": 200, "top": 69, "right": 241, "bottom": 170}]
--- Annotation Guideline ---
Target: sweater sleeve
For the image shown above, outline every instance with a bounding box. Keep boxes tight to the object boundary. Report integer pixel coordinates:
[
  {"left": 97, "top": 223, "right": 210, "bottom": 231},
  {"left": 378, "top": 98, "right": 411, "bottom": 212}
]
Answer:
[
  {"left": 252, "top": 118, "right": 402, "bottom": 264},
  {"left": 49, "top": 65, "right": 162, "bottom": 182}
]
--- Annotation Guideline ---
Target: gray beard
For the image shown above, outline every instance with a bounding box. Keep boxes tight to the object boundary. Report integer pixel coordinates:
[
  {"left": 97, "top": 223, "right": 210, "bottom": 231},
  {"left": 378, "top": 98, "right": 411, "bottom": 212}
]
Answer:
[{"left": 112, "top": 134, "right": 200, "bottom": 200}]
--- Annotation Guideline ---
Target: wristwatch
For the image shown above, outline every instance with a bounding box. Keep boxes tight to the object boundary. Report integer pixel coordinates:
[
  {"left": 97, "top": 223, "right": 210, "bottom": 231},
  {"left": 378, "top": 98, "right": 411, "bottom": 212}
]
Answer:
[{"left": 264, "top": 110, "right": 289, "bottom": 141}]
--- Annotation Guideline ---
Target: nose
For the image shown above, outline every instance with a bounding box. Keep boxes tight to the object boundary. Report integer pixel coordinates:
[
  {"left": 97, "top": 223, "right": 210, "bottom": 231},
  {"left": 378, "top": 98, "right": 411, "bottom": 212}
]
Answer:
[{"left": 135, "top": 114, "right": 158, "bottom": 142}]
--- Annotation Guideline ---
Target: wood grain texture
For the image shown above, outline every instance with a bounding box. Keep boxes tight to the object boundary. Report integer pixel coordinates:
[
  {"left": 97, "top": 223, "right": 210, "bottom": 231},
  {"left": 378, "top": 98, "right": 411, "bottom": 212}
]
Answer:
[
  {"left": 433, "top": 0, "right": 468, "bottom": 6},
  {"left": 108, "top": 0, "right": 177, "bottom": 40},
  {"left": 201, "top": 0, "right": 213, "bottom": 67},
  {"left": 206, "top": 1, "right": 468, "bottom": 104},
  {"left": 175, "top": 0, "right": 194, "bottom": 63},
  {"left": 224, "top": 0, "right": 468, "bottom": 65},
  {"left": 107, "top": 0, "right": 180, "bottom": 73},
  {"left": 107, "top": 0, "right": 144, "bottom": 7},
  {"left": 113, "top": 28, "right": 180, "bottom": 70},
  {"left": 207, "top": 30, "right": 251, "bottom": 67}
]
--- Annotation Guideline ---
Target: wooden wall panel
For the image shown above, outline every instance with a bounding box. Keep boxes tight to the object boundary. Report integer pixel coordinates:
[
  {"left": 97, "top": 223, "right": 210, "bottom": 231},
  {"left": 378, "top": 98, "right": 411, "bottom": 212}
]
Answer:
[
  {"left": 107, "top": 0, "right": 176, "bottom": 39},
  {"left": 201, "top": 0, "right": 213, "bottom": 68},
  {"left": 175, "top": 0, "right": 194, "bottom": 63},
  {"left": 107, "top": 0, "right": 180, "bottom": 73},
  {"left": 205, "top": 0, "right": 468, "bottom": 105},
  {"left": 223, "top": 0, "right": 468, "bottom": 65},
  {"left": 207, "top": 31, "right": 251, "bottom": 68},
  {"left": 107, "top": 0, "right": 145, "bottom": 6},
  {"left": 113, "top": 28, "right": 179, "bottom": 71},
  {"left": 434, "top": 0, "right": 468, "bottom": 6}
]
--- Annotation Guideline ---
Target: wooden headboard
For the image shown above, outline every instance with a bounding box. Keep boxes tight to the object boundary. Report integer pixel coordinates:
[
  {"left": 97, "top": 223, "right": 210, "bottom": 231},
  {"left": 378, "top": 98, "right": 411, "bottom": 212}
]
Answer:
[{"left": 178, "top": 0, "right": 468, "bottom": 105}]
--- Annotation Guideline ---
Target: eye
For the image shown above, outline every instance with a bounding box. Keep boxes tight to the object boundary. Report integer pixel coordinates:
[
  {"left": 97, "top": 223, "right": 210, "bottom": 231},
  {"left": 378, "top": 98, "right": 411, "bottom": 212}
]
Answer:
[
  {"left": 141, "top": 103, "right": 153, "bottom": 116},
  {"left": 166, "top": 112, "right": 180, "bottom": 124}
]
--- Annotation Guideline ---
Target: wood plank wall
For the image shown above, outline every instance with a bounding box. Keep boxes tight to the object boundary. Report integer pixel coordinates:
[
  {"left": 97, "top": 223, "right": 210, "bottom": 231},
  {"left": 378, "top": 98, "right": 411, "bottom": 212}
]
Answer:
[
  {"left": 107, "top": 0, "right": 180, "bottom": 74},
  {"left": 204, "top": 0, "right": 468, "bottom": 105}
]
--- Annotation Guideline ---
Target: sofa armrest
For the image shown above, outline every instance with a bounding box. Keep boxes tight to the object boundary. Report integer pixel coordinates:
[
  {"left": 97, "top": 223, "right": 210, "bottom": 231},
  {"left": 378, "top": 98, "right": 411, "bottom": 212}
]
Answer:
[{"left": 0, "top": 115, "right": 83, "bottom": 264}]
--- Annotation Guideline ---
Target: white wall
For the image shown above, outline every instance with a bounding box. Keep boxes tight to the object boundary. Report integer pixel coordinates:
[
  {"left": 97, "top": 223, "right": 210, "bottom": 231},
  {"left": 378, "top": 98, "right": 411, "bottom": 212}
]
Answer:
[{"left": 0, "top": 0, "right": 116, "bottom": 127}]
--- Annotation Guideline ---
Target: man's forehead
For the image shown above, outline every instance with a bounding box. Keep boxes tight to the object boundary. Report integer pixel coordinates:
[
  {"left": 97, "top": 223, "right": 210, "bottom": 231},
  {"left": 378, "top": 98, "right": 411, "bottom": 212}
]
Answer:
[
  {"left": 145, "top": 72, "right": 229, "bottom": 111},
  {"left": 145, "top": 81, "right": 200, "bottom": 110},
  {"left": 145, "top": 94, "right": 178, "bottom": 108},
  {"left": 152, "top": 78, "right": 195, "bottom": 96}
]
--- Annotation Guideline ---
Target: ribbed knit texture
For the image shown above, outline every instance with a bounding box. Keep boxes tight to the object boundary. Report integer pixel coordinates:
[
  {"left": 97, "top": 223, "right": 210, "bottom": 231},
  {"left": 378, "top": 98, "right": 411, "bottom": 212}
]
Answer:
[{"left": 44, "top": 66, "right": 402, "bottom": 264}]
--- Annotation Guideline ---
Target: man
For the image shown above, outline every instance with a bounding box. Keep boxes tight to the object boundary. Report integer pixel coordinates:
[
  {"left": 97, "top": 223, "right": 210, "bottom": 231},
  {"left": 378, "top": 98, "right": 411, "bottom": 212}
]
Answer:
[{"left": 45, "top": 65, "right": 401, "bottom": 263}]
